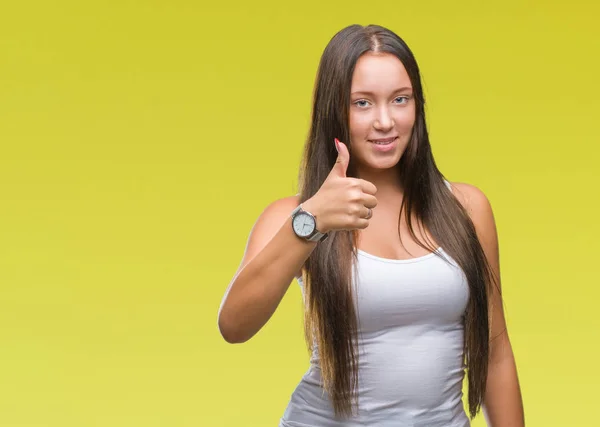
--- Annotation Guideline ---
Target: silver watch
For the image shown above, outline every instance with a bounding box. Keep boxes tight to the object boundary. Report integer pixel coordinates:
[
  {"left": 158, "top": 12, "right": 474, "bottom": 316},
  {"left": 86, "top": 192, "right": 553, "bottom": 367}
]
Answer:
[{"left": 291, "top": 204, "right": 328, "bottom": 242}]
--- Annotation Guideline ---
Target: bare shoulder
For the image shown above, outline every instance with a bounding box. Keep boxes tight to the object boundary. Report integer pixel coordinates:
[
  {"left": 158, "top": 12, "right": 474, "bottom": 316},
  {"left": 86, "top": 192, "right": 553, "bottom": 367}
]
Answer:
[
  {"left": 448, "top": 181, "right": 497, "bottom": 242},
  {"left": 262, "top": 194, "right": 301, "bottom": 216},
  {"left": 245, "top": 194, "right": 300, "bottom": 251},
  {"left": 235, "top": 194, "right": 301, "bottom": 278},
  {"left": 448, "top": 182, "right": 492, "bottom": 216}
]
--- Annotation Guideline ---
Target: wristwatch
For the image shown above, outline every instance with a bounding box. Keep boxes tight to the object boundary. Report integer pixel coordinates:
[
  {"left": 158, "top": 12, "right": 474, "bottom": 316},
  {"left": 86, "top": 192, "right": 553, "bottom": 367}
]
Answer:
[{"left": 291, "top": 204, "right": 328, "bottom": 242}]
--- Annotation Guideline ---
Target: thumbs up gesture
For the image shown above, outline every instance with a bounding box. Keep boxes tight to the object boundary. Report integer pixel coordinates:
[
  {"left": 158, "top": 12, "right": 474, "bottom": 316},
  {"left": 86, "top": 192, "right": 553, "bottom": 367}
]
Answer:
[{"left": 302, "top": 138, "right": 378, "bottom": 234}]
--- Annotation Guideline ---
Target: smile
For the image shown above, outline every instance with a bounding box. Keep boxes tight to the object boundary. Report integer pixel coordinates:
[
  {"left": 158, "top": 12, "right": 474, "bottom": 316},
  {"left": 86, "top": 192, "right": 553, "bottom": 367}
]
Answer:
[{"left": 368, "top": 137, "right": 398, "bottom": 145}]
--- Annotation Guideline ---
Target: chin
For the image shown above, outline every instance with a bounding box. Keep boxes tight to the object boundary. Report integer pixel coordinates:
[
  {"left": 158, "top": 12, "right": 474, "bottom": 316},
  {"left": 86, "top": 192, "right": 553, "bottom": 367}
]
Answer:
[{"left": 366, "top": 156, "right": 402, "bottom": 170}]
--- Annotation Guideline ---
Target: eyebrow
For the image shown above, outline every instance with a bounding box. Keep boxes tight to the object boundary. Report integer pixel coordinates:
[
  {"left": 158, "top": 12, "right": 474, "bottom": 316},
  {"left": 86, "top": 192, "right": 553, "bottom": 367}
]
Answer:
[{"left": 351, "top": 87, "right": 413, "bottom": 96}]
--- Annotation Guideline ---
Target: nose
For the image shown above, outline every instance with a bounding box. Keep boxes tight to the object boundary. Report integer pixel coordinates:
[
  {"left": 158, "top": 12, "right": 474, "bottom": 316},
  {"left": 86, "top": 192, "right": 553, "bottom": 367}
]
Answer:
[{"left": 373, "top": 106, "right": 395, "bottom": 131}]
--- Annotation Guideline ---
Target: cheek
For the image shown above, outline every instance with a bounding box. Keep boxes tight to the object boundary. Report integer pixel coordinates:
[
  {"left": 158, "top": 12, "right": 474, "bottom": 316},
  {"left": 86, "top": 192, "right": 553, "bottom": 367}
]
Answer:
[
  {"left": 349, "top": 112, "right": 372, "bottom": 136},
  {"left": 393, "top": 109, "right": 416, "bottom": 129},
  {"left": 395, "top": 108, "right": 415, "bottom": 129}
]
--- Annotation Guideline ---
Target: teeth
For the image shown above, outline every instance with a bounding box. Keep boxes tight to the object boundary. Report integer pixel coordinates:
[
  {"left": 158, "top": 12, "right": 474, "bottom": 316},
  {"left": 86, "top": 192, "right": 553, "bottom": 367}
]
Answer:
[{"left": 370, "top": 138, "right": 395, "bottom": 145}]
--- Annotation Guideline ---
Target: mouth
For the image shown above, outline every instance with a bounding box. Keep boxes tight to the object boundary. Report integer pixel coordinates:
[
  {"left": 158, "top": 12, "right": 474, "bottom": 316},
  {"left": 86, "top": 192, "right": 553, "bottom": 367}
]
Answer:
[{"left": 368, "top": 136, "right": 398, "bottom": 145}]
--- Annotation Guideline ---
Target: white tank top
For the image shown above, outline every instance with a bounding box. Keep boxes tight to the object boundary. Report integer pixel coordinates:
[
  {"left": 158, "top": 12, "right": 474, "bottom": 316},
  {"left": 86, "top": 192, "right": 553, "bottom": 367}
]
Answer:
[{"left": 279, "top": 181, "right": 471, "bottom": 427}]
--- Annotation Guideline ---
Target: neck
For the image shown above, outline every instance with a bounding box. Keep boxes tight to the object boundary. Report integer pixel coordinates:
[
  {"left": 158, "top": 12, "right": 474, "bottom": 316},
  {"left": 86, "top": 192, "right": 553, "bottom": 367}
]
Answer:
[{"left": 355, "top": 166, "right": 404, "bottom": 200}]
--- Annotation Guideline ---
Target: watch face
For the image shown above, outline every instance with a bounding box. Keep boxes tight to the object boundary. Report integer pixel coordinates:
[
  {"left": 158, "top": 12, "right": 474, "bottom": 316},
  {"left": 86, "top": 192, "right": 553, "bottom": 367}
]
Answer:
[{"left": 293, "top": 212, "right": 316, "bottom": 237}]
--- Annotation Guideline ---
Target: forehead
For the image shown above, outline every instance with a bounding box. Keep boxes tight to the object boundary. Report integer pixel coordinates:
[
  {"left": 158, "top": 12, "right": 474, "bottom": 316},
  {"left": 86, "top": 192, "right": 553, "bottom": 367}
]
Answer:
[{"left": 351, "top": 52, "right": 411, "bottom": 92}]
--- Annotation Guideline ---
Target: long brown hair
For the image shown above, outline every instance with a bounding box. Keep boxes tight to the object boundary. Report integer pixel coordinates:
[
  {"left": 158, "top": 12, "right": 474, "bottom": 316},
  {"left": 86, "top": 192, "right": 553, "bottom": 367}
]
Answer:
[{"left": 297, "top": 24, "right": 500, "bottom": 420}]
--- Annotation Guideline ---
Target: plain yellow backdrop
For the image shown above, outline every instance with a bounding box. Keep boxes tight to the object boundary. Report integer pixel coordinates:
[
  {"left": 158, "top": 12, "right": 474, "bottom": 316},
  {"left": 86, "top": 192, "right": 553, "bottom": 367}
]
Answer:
[{"left": 1, "top": 1, "right": 599, "bottom": 426}]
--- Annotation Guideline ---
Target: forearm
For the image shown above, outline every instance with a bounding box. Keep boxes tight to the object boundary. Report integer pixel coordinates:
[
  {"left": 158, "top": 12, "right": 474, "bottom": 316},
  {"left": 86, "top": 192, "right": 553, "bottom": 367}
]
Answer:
[
  {"left": 218, "top": 216, "right": 317, "bottom": 343},
  {"left": 482, "top": 348, "right": 525, "bottom": 426}
]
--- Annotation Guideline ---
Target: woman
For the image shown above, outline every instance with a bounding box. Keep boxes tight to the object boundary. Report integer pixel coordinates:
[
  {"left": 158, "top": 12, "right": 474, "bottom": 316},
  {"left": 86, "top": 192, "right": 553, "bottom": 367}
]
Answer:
[{"left": 217, "top": 24, "right": 524, "bottom": 426}]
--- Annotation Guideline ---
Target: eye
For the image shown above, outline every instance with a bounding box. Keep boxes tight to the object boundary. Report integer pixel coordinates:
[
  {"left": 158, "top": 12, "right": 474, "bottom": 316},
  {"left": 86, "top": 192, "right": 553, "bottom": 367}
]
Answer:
[
  {"left": 353, "top": 99, "right": 371, "bottom": 108},
  {"left": 393, "top": 96, "right": 410, "bottom": 104}
]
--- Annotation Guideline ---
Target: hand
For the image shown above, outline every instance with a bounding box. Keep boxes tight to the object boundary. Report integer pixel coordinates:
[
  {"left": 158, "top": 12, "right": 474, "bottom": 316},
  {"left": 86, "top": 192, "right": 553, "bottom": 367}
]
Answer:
[{"left": 303, "top": 138, "right": 378, "bottom": 234}]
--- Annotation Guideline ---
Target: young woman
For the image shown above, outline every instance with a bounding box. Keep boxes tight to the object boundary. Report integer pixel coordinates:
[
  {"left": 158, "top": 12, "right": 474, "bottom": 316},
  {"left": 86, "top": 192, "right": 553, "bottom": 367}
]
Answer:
[{"left": 218, "top": 24, "right": 524, "bottom": 426}]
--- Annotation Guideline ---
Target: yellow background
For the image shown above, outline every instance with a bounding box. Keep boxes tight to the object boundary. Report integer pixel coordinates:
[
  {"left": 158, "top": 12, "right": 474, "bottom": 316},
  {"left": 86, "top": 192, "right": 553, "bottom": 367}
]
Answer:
[{"left": 1, "top": 1, "right": 598, "bottom": 426}]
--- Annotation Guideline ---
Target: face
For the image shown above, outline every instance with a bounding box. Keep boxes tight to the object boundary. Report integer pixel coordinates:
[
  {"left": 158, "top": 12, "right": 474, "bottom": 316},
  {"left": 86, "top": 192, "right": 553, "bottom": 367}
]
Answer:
[{"left": 349, "top": 52, "right": 416, "bottom": 175}]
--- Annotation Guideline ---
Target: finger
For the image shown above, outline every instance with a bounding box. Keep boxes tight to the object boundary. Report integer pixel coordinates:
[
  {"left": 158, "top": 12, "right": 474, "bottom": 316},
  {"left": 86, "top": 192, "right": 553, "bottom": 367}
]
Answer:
[
  {"left": 358, "top": 179, "right": 377, "bottom": 196},
  {"left": 359, "top": 206, "right": 373, "bottom": 219},
  {"left": 355, "top": 218, "right": 370, "bottom": 229},
  {"left": 361, "top": 194, "right": 378, "bottom": 209},
  {"left": 331, "top": 138, "right": 349, "bottom": 178},
  {"left": 344, "top": 177, "right": 377, "bottom": 196}
]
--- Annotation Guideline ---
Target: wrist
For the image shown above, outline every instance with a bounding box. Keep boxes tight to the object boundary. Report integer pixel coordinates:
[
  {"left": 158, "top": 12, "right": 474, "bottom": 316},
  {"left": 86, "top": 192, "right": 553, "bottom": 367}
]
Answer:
[{"left": 302, "top": 198, "right": 329, "bottom": 234}]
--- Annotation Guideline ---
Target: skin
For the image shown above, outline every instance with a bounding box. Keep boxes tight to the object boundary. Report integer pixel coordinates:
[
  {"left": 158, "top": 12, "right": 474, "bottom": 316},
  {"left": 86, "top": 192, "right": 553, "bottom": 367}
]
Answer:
[{"left": 344, "top": 51, "right": 525, "bottom": 425}]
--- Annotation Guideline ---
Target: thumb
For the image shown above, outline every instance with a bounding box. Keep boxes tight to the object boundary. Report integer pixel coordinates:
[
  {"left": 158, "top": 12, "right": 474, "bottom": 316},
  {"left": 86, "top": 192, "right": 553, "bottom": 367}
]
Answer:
[{"left": 332, "top": 138, "right": 349, "bottom": 177}]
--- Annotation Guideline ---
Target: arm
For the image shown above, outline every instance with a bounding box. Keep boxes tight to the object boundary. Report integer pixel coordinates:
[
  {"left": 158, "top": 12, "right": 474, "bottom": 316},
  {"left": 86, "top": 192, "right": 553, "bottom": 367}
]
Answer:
[
  {"left": 453, "top": 183, "right": 525, "bottom": 426},
  {"left": 217, "top": 196, "right": 320, "bottom": 344}
]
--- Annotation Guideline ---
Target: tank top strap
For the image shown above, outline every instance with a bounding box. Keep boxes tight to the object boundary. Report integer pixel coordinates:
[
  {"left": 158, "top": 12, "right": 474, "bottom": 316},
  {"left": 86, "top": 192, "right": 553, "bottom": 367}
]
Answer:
[{"left": 443, "top": 178, "right": 452, "bottom": 193}]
